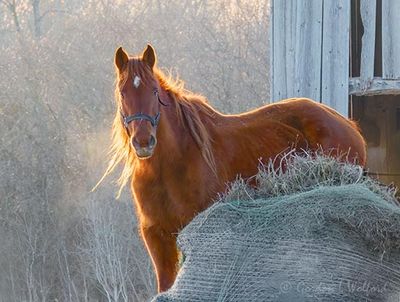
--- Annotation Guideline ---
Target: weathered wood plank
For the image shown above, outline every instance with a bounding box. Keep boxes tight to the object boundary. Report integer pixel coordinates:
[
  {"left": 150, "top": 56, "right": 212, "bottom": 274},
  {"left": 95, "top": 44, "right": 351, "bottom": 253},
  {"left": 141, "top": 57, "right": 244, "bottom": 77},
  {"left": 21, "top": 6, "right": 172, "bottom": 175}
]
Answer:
[
  {"left": 321, "top": 0, "right": 350, "bottom": 116},
  {"left": 285, "top": 0, "right": 296, "bottom": 99},
  {"left": 293, "top": 1, "right": 323, "bottom": 101},
  {"left": 269, "top": 0, "right": 275, "bottom": 101},
  {"left": 382, "top": 0, "right": 400, "bottom": 79},
  {"left": 349, "top": 78, "right": 400, "bottom": 95},
  {"left": 271, "top": 0, "right": 288, "bottom": 101},
  {"left": 271, "top": 0, "right": 323, "bottom": 102},
  {"left": 360, "top": 0, "right": 376, "bottom": 81}
]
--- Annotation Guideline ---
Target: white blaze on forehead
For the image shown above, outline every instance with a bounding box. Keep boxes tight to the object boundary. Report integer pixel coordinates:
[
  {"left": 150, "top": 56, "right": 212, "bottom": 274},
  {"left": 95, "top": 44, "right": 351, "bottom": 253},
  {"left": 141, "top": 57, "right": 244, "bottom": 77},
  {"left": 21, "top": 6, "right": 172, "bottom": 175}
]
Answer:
[{"left": 133, "top": 75, "right": 141, "bottom": 88}]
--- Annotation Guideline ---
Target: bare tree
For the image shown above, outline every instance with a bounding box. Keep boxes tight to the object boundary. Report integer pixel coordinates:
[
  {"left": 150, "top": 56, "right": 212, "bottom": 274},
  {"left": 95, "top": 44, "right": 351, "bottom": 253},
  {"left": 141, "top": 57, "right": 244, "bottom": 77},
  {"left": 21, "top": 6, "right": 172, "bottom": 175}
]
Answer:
[
  {"left": 0, "top": 187, "right": 58, "bottom": 302},
  {"left": 77, "top": 198, "right": 155, "bottom": 301},
  {"left": 0, "top": 0, "right": 21, "bottom": 32}
]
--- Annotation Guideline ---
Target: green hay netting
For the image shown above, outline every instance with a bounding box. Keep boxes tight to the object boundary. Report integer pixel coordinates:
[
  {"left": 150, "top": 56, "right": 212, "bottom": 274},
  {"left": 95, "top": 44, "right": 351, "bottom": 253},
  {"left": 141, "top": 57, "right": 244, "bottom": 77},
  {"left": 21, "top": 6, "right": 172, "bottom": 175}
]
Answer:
[{"left": 151, "top": 152, "right": 400, "bottom": 302}]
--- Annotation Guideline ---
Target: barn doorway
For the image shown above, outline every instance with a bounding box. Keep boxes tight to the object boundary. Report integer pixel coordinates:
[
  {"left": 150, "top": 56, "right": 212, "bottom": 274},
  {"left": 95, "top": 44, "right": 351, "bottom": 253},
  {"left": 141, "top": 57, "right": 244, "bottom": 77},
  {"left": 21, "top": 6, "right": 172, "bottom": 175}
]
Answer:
[{"left": 350, "top": 0, "right": 400, "bottom": 189}]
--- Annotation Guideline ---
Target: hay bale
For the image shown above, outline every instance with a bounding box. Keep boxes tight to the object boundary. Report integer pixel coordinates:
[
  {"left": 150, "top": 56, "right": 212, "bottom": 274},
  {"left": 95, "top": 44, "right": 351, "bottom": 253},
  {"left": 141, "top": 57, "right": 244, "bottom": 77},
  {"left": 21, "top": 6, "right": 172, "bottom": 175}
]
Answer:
[{"left": 152, "top": 153, "right": 400, "bottom": 302}]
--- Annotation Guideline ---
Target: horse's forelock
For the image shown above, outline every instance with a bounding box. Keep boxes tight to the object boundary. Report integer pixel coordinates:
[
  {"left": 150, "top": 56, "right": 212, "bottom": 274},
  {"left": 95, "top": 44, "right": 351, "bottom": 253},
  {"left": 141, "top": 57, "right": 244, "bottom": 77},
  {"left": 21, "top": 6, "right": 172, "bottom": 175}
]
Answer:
[{"left": 129, "top": 59, "right": 155, "bottom": 87}]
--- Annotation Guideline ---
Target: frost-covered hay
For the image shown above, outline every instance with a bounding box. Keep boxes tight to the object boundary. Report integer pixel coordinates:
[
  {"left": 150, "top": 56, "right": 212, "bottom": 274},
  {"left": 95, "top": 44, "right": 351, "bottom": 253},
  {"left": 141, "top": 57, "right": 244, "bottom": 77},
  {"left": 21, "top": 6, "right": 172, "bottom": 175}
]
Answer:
[{"left": 152, "top": 153, "right": 400, "bottom": 302}]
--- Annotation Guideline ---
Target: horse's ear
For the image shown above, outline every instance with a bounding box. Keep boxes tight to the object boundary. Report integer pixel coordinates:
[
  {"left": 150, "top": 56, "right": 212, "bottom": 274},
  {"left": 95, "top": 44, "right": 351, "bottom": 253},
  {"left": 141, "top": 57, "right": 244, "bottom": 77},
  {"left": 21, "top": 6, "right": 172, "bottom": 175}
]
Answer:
[
  {"left": 115, "top": 46, "right": 129, "bottom": 71},
  {"left": 142, "top": 44, "right": 156, "bottom": 69}
]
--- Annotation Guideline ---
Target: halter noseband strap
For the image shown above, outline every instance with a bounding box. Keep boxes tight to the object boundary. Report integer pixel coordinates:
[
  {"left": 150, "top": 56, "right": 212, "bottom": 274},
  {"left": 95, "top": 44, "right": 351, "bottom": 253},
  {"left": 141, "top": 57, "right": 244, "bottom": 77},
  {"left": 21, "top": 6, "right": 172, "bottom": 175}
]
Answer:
[
  {"left": 120, "top": 88, "right": 167, "bottom": 129},
  {"left": 122, "top": 111, "right": 161, "bottom": 128}
]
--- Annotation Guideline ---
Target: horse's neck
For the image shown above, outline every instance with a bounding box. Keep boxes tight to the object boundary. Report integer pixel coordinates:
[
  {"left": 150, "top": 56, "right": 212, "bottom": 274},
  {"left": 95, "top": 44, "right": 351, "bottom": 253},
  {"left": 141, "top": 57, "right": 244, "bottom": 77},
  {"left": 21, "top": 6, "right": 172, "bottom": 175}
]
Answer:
[
  {"left": 156, "top": 105, "right": 186, "bottom": 161},
  {"left": 141, "top": 93, "right": 218, "bottom": 175}
]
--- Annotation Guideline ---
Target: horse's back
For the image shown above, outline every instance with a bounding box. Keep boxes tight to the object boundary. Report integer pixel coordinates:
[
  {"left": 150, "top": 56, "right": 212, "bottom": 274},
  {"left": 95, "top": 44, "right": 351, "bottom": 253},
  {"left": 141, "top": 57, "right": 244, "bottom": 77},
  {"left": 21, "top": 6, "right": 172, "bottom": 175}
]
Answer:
[{"left": 242, "top": 98, "right": 366, "bottom": 165}]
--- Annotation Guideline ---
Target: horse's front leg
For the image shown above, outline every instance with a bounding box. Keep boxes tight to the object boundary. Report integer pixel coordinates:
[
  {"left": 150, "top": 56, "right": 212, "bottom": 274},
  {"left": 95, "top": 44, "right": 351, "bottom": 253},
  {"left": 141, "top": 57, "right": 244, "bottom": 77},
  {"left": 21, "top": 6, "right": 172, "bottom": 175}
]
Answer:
[{"left": 141, "top": 224, "right": 179, "bottom": 292}]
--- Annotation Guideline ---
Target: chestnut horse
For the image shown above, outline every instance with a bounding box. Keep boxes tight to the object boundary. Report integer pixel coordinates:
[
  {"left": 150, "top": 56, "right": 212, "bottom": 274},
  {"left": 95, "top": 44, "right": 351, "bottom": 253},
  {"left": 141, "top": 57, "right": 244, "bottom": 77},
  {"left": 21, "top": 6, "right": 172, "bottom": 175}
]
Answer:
[{"left": 101, "top": 44, "right": 366, "bottom": 292}]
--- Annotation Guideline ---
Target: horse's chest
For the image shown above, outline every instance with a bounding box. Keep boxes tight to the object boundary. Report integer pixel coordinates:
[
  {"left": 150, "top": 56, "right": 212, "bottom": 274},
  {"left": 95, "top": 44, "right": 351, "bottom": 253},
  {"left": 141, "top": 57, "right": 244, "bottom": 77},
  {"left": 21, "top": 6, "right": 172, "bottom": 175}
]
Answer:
[{"left": 132, "top": 167, "right": 213, "bottom": 230}]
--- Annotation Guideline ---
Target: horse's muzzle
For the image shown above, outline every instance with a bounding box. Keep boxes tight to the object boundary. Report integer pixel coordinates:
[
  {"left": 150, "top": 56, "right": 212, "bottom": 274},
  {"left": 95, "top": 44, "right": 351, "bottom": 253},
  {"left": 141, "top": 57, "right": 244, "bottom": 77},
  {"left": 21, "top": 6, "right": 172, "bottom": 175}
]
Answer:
[
  {"left": 132, "top": 135, "right": 157, "bottom": 159},
  {"left": 135, "top": 147, "right": 155, "bottom": 159}
]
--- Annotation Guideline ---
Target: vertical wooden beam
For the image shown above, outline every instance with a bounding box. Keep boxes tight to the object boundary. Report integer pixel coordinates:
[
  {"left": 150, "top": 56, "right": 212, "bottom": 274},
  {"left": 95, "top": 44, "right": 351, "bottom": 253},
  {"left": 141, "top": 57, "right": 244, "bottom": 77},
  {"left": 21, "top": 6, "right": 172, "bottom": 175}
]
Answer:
[
  {"left": 270, "top": 0, "right": 275, "bottom": 101},
  {"left": 321, "top": 0, "right": 351, "bottom": 116},
  {"left": 271, "top": 0, "right": 288, "bottom": 101},
  {"left": 359, "top": 0, "right": 376, "bottom": 83},
  {"left": 271, "top": 0, "right": 298, "bottom": 101},
  {"left": 293, "top": 1, "right": 323, "bottom": 101},
  {"left": 382, "top": 0, "right": 400, "bottom": 79},
  {"left": 285, "top": 0, "right": 297, "bottom": 99},
  {"left": 271, "top": 0, "right": 323, "bottom": 102}
]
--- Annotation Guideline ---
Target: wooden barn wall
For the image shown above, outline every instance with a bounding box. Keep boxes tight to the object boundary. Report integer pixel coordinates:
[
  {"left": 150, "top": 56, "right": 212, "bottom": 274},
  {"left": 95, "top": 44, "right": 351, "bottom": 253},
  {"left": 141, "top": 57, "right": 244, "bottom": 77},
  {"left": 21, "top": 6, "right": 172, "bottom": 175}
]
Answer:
[
  {"left": 271, "top": 0, "right": 350, "bottom": 116},
  {"left": 382, "top": 0, "right": 400, "bottom": 80},
  {"left": 350, "top": 0, "right": 400, "bottom": 95},
  {"left": 351, "top": 0, "right": 400, "bottom": 189}
]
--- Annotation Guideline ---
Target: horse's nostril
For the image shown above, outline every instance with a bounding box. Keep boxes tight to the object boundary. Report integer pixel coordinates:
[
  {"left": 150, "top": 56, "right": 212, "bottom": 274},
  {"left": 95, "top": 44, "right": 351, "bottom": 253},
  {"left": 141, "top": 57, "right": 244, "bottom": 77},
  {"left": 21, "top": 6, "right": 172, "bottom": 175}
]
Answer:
[
  {"left": 131, "top": 135, "right": 156, "bottom": 150},
  {"left": 131, "top": 137, "right": 140, "bottom": 149},
  {"left": 149, "top": 135, "right": 157, "bottom": 148}
]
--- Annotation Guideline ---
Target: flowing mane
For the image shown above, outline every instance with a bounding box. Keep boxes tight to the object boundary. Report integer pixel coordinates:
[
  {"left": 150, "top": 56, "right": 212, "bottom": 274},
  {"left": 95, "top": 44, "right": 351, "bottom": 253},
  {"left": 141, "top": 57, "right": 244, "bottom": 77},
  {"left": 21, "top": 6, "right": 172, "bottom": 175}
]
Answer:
[{"left": 98, "top": 59, "right": 217, "bottom": 196}]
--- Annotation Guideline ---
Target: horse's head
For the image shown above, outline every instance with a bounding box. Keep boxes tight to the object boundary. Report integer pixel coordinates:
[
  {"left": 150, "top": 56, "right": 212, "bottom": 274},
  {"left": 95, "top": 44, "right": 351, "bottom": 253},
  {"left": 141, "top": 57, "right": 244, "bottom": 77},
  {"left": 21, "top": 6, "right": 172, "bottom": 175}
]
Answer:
[{"left": 114, "top": 44, "right": 165, "bottom": 159}]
